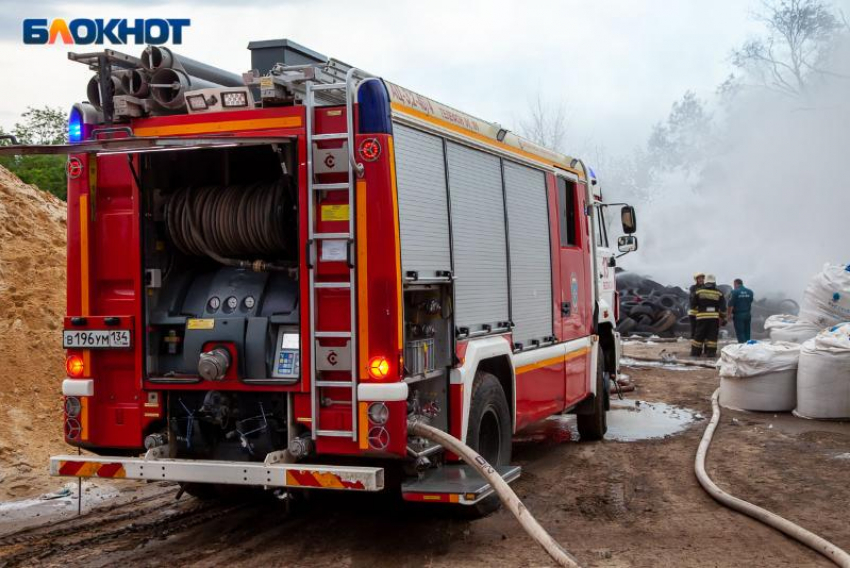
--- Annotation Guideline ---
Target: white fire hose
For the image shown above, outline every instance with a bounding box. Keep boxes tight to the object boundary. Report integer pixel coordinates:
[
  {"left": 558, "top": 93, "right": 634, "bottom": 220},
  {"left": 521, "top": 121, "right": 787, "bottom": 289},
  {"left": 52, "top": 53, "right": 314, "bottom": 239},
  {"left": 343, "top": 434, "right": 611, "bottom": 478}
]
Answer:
[
  {"left": 696, "top": 389, "right": 850, "bottom": 568},
  {"left": 408, "top": 420, "right": 582, "bottom": 568}
]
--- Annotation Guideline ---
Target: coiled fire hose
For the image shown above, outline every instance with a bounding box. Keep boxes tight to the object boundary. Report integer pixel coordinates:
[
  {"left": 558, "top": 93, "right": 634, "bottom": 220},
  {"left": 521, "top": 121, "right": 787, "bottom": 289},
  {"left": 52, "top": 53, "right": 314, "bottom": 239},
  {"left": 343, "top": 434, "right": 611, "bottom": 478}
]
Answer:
[
  {"left": 408, "top": 420, "right": 582, "bottom": 567},
  {"left": 165, "top": 181, "right": 294, "bottom": 271},
  {"left": 696, "top": 389, "right": 850, "bottom": 567}
]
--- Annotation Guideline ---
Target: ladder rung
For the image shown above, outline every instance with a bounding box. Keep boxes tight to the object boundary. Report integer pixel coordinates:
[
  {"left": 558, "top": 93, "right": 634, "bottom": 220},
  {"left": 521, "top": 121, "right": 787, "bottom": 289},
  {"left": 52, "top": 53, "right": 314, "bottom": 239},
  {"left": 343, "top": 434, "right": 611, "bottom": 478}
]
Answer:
[
  {"left": 314, "top": 282, "right": 351, "bottom": 289},
  {"left": 315, "top": 331, "right": 352, "bottom": 338},
  {"left": 313, "top": 183, "right": 350, "bottom": 191},
  {"left": 311, "top": 82, "right": 347, "bottom": 92},
  {"left": 316, "top": 430, "right": 355, "bottom": 437},
  {"left": 317, "top": 380, "right": 355, "bottom": 388},
  {"left": 312, "top": 133, "right": 348, "bottom": 141},
  {"left": 313, "top": 232, "right": 352, "bottom": 240}
]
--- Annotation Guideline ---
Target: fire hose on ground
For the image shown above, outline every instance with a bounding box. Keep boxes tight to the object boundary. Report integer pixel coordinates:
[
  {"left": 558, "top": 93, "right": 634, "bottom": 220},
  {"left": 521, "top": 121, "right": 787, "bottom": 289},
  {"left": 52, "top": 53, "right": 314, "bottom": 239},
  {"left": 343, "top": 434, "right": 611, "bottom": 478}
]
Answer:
[
  {"left": 696, "top": 389, "right": 850, "bottom": 568},
  {"left": 407, "top": 420, "right": 582, "bottom": 568}
]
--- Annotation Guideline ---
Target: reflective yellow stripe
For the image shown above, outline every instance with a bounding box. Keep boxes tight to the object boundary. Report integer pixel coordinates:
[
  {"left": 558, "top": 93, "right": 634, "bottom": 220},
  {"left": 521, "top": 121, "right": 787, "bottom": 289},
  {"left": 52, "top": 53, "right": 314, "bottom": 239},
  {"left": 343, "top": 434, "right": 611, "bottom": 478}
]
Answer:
[
  {"left": 696, "top": 313, "right": 720, "bottom": 319},
  {"left": 356, "top": 180, "right": 369, "bottom": 380},
  {"left": 387, "top": 137, "right": 403, "bottom": 349},
  {"left": 134, "top": 116, "right": 301, "bottom": 137},
  {"left": 392, "top": 102, "right": 584, "bottom": 179},
  {"left": 515, "top": 347, "right": 589, "bottom": 375}
]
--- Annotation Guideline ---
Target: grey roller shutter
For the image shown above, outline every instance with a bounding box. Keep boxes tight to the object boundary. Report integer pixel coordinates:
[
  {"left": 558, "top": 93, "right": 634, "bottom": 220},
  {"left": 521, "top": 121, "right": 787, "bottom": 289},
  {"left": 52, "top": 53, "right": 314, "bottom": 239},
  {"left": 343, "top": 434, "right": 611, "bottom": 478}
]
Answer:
[
  {"left": 393, "top": 124, "right": 452, "bottom": 277},
  {"left": 447, "top": 142, "right": 509, "bottom": 331},
  {"left": 504, "top": 161, "right": 553, "bottom": 345}
]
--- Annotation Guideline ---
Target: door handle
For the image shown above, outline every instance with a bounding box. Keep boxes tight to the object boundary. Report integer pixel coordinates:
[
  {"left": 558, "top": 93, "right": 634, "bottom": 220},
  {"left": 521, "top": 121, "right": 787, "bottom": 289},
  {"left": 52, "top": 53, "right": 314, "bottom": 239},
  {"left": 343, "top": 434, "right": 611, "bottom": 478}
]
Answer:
[{"left": 561, "top": 302, "right": 571, "bottom": 316}]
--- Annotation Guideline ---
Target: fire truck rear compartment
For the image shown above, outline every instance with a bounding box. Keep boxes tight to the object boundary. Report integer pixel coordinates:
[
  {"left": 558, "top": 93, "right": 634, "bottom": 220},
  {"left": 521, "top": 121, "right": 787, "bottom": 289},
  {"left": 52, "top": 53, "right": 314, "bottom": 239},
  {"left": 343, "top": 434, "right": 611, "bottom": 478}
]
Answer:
[{"left": 139, "top": 143, "right": 299, "bottom": 459}]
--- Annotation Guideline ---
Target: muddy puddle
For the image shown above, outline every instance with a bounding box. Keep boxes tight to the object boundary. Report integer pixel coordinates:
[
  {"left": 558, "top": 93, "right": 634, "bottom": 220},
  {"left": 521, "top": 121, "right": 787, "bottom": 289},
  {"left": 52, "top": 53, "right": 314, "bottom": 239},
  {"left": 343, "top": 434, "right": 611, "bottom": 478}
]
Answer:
[
  {"left": 514, "top": 399, "right": 700, "bottom": 444},
  {"left": 607, "top": 399, "right": 700, "bottom": 441}
]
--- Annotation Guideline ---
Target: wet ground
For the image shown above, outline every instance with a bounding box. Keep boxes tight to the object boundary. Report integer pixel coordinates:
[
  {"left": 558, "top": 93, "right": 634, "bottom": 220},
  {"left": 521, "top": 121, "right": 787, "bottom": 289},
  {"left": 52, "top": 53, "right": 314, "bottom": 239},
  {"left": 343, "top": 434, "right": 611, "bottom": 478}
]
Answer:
[{"left": 0, "top": 342, "right": 848, "bottom": 567}]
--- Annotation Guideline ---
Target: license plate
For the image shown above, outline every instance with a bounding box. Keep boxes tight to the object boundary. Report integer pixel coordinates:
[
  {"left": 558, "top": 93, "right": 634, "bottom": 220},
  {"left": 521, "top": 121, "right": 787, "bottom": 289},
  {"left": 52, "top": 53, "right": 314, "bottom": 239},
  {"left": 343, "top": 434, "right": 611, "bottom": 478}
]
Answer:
[{"left": 63, "top": 329, "right": 132, "bottom": 349}]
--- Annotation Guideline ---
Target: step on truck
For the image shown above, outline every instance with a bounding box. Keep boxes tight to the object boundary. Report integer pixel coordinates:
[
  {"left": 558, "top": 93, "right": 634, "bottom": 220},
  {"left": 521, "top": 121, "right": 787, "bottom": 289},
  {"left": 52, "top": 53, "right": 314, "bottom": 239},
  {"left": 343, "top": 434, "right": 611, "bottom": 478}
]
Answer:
[{"left": 0, "top": 39, "right": 638, "bottom": 511}]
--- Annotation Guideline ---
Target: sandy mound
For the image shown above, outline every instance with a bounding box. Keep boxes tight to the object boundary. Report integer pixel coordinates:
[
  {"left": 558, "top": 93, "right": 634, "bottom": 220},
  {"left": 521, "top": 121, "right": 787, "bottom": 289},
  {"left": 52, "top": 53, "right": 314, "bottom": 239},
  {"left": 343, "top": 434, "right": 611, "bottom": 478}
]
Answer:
[{"left": 0, "top": 165, "right": 69, "bottom": 500}]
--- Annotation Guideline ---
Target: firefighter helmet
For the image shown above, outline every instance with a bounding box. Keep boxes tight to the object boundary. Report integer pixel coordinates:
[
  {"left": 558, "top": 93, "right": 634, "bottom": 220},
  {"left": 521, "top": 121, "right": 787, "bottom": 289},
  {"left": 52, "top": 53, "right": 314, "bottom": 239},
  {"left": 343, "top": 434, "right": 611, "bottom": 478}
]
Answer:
[
  {"left": 694, "top": 272, "right": 705, "bottom": 280},
  {"left": 704, "top": 274, "right": 717, "bottom": 284}
]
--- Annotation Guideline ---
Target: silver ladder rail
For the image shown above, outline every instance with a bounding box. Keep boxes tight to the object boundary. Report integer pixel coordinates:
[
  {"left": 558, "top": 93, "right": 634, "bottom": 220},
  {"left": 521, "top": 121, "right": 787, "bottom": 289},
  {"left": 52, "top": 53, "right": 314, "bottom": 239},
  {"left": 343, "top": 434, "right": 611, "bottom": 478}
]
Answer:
[{"left": 305, "top": 66, "right": 367, "bottom": 442}]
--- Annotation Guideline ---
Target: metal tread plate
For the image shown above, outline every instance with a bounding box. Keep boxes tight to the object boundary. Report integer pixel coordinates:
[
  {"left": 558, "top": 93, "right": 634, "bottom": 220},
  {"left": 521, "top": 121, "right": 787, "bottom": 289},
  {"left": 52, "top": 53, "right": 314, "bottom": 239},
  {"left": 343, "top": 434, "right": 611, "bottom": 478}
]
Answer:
[{"left": 401, "top": 464, "right": 521, "bottom": 505}]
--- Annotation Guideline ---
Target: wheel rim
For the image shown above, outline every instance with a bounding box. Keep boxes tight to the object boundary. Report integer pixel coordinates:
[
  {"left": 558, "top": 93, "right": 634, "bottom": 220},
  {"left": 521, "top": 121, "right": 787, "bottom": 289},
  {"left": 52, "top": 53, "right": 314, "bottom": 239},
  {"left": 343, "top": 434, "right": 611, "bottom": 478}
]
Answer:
[{"left": 478, "top": 406, "right": 502, "bottom": 464}]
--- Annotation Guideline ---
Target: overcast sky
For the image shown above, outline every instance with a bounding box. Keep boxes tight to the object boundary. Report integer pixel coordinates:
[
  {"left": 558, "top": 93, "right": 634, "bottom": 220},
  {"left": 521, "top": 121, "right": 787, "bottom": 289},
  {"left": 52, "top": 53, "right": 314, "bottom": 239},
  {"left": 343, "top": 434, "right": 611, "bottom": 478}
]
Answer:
[{"left": 0, "top": 0, "right": 769, "bottom": 156}]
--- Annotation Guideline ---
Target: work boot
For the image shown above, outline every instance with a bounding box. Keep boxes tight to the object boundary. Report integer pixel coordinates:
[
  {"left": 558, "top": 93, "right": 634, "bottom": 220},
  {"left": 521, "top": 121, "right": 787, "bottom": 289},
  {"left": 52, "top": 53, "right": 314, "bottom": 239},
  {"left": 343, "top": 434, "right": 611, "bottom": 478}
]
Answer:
[
  {"left": 690, "top": 348, "right": 701, "bottom": 357},
  {"left": 705, "top": 350, "right": 717, "bottom": 358}
]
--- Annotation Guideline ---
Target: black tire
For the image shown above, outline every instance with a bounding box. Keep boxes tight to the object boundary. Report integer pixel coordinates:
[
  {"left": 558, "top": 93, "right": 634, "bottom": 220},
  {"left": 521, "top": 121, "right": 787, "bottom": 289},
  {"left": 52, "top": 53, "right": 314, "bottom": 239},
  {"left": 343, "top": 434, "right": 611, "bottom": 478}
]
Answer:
[
  {"left": 463, "top": 372, "right": 512, "bottom": 518},
  {"left": 617, "top": 317, "right": 637, "bottom": 334},
  {"left": 578, "top": 358, "right": 608, "bottom": 441}
]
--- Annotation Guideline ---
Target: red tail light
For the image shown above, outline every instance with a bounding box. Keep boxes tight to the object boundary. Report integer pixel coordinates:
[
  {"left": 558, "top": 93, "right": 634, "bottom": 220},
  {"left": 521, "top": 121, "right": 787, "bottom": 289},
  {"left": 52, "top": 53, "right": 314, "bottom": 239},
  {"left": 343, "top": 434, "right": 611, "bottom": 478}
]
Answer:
[
  {"left": 66, "top": 355, "right": 85, "bottom": 378},
  {"left": 359, "top": 138, "right": 381, "bottom": 162}
]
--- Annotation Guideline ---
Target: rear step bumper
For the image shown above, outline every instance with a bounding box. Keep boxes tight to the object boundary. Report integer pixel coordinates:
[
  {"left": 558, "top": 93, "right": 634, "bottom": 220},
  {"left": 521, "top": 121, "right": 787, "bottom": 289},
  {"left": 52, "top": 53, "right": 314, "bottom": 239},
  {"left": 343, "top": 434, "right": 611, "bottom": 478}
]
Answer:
[
  {"left": 401, "top": 464, "right": 521, "bottom": 505},
  {"left": 49, "top": 450, "right": 384, "bottom": 492}
]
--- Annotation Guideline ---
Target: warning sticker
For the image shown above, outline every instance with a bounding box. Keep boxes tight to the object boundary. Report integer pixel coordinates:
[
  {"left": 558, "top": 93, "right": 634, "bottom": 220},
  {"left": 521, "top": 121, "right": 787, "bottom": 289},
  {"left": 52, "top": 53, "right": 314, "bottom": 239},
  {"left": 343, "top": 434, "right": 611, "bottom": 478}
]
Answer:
[
  {"left": 187, "top": 318, "right": 215, "bottom": 330},
  {"left": 321, "top": 204, "right": 350, "bottom": 222}
]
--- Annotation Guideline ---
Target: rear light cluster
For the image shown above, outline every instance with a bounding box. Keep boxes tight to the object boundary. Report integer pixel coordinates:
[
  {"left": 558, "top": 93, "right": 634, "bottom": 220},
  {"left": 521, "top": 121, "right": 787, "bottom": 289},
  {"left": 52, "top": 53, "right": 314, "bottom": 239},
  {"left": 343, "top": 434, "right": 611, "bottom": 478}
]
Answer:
[
  {"left": 66, "top": 355, "right": 85, "bottom": 378},
  {"left": 367, "top": 356, "right": 390, "bottom": 380},
  {"left": 366, "top": 402, "right": 390, "bottom": 450},
  {"left": 358, "top": 138, "right": 381, "bottom": 162},
  {"left": 64, "top": 396, "right": 82, "bottom": 440}
]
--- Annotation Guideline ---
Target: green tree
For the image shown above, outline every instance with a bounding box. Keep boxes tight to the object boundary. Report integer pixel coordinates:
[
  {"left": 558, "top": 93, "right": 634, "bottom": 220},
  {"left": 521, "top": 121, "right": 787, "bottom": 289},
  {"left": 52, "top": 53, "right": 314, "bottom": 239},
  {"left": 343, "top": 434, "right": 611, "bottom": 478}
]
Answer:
[{"left": 0, "top": 106, "right": 68, "bottom": 200}]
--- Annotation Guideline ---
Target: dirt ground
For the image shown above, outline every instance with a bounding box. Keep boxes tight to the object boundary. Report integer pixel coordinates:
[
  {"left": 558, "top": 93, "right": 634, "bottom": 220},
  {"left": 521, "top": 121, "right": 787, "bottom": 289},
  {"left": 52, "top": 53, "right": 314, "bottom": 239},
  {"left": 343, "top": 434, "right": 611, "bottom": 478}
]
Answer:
[
  {"left": 0, "top": 166, "right": 70, "bottom": 501},
  {"left": 0, "top": 341, "right": 847, "bottom": 567}
]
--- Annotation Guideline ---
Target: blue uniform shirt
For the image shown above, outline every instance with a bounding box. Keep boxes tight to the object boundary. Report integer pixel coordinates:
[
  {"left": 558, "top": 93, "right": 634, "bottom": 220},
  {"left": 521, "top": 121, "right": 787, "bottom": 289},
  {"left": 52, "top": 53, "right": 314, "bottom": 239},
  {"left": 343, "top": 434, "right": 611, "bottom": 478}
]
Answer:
[{"left": 729, "top": 286, "right": 754, "bottom": 315}]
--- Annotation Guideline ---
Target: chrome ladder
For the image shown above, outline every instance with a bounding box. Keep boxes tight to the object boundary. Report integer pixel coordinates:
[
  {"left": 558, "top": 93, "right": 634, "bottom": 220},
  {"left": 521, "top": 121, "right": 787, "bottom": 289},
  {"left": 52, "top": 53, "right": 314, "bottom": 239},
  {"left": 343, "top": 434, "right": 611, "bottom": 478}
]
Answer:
[{"left": 305, "top": 67, "right": 366, "bottom": 441}]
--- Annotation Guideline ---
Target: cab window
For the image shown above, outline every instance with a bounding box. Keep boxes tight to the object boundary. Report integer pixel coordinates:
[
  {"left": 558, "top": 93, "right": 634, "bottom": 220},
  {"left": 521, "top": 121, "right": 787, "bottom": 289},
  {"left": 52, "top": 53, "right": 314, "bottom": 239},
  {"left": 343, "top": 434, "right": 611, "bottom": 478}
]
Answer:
[{"left": 558, "top": 178, "right": 578, "bottom": 247}]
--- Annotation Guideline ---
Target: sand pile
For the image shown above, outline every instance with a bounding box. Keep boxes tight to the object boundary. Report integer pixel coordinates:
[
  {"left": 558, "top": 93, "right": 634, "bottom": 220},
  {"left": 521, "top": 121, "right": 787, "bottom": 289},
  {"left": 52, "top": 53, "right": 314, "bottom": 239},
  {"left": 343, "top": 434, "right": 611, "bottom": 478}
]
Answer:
[{"left": 0, "top": 164, "right": 69, "bottom": 500}]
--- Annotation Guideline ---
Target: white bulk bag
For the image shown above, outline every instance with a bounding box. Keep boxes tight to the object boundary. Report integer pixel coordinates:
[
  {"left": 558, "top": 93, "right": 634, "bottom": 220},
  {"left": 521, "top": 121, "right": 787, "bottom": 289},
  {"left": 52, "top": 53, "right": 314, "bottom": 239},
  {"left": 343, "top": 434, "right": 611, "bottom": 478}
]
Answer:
[
  {"left": 799, "top": 263, "right": 850, "bottom": 328},
  {"left": 766, "top": 316, "right": 823, "bottom": 343},
  {"left": 795, "top": 323, "right": 850, "bottom": 419},
  {"left": 719, "top": 341, "right": 800, "bottom": 412}
]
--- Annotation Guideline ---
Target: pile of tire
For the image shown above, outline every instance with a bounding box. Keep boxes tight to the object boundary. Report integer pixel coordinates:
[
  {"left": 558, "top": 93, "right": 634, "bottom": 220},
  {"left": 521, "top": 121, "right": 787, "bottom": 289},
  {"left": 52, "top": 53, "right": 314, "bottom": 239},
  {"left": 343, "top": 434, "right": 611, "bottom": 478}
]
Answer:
[
  {"left": 616, "top": 273, "right": 691, "bottom": 337},
  {"left": 615, "top": 271, "right": 800, "bottom": 338}
]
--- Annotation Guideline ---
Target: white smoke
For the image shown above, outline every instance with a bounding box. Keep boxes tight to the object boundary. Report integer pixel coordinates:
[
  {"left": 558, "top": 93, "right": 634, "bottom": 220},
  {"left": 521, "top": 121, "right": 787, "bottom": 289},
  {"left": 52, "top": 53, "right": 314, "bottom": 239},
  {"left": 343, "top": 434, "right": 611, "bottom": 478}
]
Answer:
[{"left": 611, "top": 36, "right": 850, "bottom": 300}]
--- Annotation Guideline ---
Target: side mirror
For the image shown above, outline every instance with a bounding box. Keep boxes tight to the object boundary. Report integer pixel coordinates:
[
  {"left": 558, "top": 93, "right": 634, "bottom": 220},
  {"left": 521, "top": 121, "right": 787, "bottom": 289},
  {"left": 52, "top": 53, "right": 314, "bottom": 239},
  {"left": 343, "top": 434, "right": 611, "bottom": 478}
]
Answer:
[
  {"left": 617, "top": 235, "right": 638, "bottom": 254},
  {"left": 621, "top": 205, "right": 637, "bottom": 234}
]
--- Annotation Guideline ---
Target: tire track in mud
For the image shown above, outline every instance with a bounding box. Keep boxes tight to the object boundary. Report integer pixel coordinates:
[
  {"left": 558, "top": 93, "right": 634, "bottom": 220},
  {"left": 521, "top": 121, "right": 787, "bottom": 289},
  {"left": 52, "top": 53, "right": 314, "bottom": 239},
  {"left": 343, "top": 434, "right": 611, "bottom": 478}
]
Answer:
[{"left": 0, "top": 488, "right": 246, "bottom": 567}]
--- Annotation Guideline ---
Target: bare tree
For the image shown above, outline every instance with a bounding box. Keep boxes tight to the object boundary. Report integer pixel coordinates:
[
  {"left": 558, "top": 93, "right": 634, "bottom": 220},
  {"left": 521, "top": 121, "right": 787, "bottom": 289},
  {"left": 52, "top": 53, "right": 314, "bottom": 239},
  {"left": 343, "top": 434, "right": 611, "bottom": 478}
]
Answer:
[
  {"left": 732, "top": 0, "right": 842, "bottom": 96},
  {"left": 518, "top": 93, "right": 569, "bottom": 152}
]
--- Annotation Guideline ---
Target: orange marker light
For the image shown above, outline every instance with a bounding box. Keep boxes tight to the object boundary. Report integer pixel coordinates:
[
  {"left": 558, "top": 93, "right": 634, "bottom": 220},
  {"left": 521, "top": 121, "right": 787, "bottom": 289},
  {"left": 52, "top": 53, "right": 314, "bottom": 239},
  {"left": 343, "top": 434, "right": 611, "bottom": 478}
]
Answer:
[
  {"left": 66, "top": 355, "right": 85, "bottom": 378},
  {"left": 368, "top": 356, "right": 390, "bottom": 380}
]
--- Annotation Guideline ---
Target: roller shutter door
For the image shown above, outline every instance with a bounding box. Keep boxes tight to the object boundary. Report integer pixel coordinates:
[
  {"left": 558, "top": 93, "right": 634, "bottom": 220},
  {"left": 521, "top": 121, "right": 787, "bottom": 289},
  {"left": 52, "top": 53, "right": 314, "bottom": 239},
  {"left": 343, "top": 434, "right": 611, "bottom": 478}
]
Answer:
[
  {"left": 447, "top": 142, "right": 509, "bottom": 331},
  {"left": 392, "top": 124, "right": 452, "bottom": 278},
  {"left": 504, "top": 161, "right": 553, "bottom": 345}
]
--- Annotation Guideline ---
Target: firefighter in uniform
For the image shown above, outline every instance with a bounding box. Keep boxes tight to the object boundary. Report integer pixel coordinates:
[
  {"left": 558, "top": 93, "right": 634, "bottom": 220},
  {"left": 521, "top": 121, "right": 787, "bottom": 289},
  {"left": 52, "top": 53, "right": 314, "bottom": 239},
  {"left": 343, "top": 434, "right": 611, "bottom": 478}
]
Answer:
[
  {"left": 689, "top": 272, "right": 705, "bottom": 339},
  {"left": 690, "top": 274, "right": 726, "bottom": 357},
  {"left": 728, "top": 278, "right": 755, "bottom": 343}
]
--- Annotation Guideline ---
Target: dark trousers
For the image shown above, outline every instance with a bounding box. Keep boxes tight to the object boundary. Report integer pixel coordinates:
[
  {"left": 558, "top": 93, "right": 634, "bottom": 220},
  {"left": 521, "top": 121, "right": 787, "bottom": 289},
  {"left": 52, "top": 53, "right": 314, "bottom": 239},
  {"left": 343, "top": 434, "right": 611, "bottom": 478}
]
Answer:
[
  {"left": 733, "top": 313, "right": 751, "bottom": 343},
  {"left": 689, "top": 315, "right": 696, "bottom": 338},
  {"left": 691, "top": 318, "right": 720, "bottom": 357}
]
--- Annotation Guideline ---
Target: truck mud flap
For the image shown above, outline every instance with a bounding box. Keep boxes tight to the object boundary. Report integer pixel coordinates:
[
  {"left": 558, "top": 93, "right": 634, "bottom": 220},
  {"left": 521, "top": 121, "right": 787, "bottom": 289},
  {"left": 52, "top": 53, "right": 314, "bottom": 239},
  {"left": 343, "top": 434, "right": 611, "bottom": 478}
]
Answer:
[
  {"left": 401, "top": 464, "right": 521, "bottom": 505},
  {"left": 49, "top": 453, "right": 384, "bottom": 492}
]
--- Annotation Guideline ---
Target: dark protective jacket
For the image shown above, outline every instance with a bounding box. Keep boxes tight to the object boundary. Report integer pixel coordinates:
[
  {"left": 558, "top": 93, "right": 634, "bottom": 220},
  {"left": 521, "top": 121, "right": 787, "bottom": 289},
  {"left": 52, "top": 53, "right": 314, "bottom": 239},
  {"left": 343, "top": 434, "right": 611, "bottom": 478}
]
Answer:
[
  {"left": 691, "top": 285, "right": 727, "bottom": 320},
  {"left": 688, "top": 283, "right": 702, "bottom": 317},
  {"left": 729, "top": 286, "right": 755, "bottom": 316}
]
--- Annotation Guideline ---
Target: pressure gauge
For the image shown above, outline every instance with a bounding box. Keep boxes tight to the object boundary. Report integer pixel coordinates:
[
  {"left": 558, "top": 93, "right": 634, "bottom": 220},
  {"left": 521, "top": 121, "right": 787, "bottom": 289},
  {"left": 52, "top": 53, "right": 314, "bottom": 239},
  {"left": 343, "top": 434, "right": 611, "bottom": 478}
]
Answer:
[
  {"left": 226, "top": 296, "right": 239, "bottom": 310},
  {"left": 208, "top": 297, "right": 221, "bottom": 311},
  {"left": 244, "top": 296, "right": 256, "bottom": 309}
]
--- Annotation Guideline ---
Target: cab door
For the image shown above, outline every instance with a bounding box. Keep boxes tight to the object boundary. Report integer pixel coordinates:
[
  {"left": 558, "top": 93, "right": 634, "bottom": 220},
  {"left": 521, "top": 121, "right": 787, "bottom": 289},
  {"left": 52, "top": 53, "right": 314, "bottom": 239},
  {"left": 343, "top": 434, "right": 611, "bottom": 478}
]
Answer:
[{"left": 555, "top": 177, "right": 592, "bottom": 403}]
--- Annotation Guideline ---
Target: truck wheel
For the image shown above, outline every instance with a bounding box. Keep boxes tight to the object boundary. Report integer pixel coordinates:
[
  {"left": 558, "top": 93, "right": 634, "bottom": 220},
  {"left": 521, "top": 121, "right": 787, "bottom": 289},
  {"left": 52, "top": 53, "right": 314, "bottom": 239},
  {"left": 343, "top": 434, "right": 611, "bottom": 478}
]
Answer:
[
  {"left": 577, "top": 357, "right": 608, "bottom": 441},
  {"left": 462, "top": 372, "right": 512, "bottom": 518}
]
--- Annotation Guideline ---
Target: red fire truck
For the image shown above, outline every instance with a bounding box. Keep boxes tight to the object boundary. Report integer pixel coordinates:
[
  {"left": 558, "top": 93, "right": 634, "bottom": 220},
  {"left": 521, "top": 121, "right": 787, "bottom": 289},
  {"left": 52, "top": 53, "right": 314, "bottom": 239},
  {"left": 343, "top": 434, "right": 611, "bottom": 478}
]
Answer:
[{"left": 0, "top": 39, "right": 638, "bottom": 511}]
